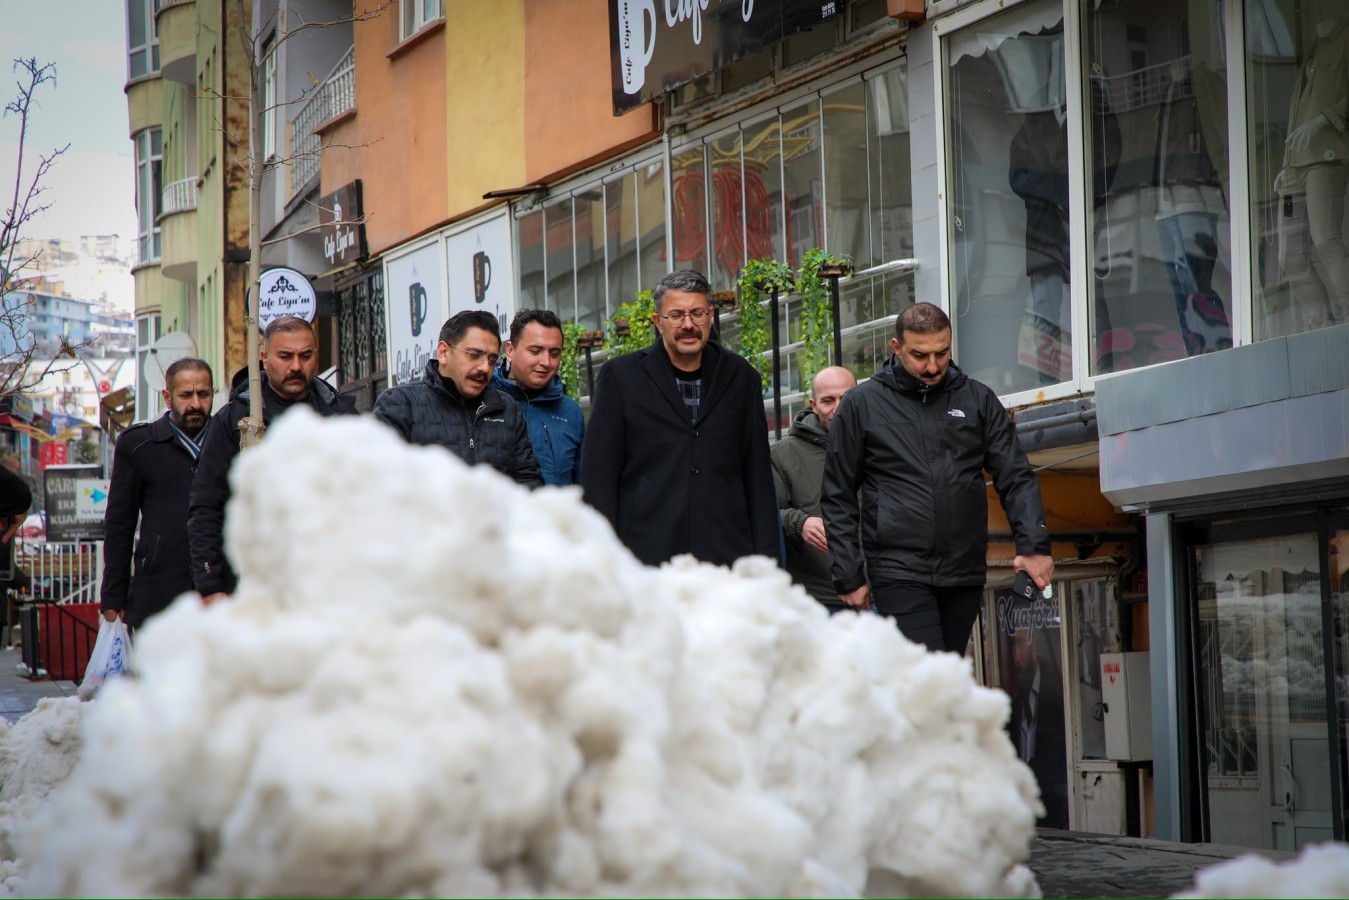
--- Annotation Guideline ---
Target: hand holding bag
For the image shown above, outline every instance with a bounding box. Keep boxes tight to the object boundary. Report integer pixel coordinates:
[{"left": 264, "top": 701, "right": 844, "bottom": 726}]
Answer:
[{"left": 77, "top": 618, "right": 134, "bottom": 700}]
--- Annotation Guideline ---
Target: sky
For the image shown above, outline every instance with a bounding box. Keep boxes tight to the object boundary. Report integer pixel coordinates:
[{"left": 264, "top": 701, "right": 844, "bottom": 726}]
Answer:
[{"left": 0, "top": 2, "right": 137, "bottom": 245}]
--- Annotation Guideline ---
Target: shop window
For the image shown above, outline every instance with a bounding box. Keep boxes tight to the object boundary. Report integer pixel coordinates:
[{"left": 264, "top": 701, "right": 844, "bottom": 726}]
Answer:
[
  {"left": 1086, "top": 0, "right": 1231, "bottom": 376},
  {"left": 545, "top": 200, "right": 577, "bottom": 322},
  {"left": 1247, "top": 0, "right": 1349, "bottom": 338},
  {"left": 517, "top": 210, "right": 546, "bottom": 312},
  {"left": 638, "top": 159, "right": 669, "bottom": 295},
  {"left": 709, "top": 129, "right": 748, "bottom": 291},
  {"left": 671, "top": 144, "right": 711, "bottom": 276},
  {"left": 575, "top": 189, "right": 606, "bottom": 329},
  {"left": 781, "top": 98, "right": 824, "bottom": 268},
  {"left": 337, "top": 271, "right": 386, "bottom": 387},
  {"left": 947, "top": 0, "right": 1072, "bottom": 394},
  {"left": 605, "top": 175, "right": 640, "bottom": 312},
  {"left": 823, "top": 82, "right": 872, "bottom": 267}
]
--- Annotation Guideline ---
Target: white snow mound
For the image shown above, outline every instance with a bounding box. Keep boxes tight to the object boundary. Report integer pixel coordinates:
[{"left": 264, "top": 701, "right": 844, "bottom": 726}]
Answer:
[
  {"left": 1176, "top": 843, "right": 1349, "bottom": 898},
  {"left": 16, "top": 409, "right": 1041, "bottom": 898},
  {"left": 0, "top": 698, "right": 87, "bottom": 866}
]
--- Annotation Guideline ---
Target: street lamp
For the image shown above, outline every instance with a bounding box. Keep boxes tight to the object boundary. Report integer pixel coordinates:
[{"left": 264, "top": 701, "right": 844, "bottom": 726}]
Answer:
[{"left": 817, "top": 262, "right": 853, "bottom": 365}]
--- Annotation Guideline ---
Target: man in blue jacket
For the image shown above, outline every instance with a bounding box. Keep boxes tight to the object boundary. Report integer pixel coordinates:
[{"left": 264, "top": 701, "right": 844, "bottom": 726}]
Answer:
[{"left": 492, "top": 309, "right": 584, "bottom": 486}]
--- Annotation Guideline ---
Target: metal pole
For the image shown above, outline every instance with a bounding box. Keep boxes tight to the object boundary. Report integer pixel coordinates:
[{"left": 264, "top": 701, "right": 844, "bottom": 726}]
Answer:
[
  {"left": 770, "top": 284, "right": 782, "bottom": 440},
  {"left": 830, "top": 275, "right": 843, "bottom": 365},
  {"left": 583, "top": 345, "right": 596, "bottom": 397}
]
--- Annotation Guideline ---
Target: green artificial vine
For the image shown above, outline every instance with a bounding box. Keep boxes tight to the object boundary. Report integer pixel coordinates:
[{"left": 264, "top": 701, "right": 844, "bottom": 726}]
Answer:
[
  {"left": 735, "top": 259, "right": 795, "bottom": 391},
  {"left": 796, "top": 249, "right": 850, "bottom": 386},
  {"left": 603, "top": 290, "right": 656, "bottom": 356},
  {"left": 559, "top": 320, "right": 585, "bottom": 399}
]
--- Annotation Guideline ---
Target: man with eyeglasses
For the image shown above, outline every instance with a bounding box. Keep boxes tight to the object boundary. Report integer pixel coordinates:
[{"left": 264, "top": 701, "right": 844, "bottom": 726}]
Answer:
[
  {"left": 373, "top": 309, "right": 542, "bottom": 488},
  {"left": 581, "top": 269, "right": 779, "bottom": 568}
]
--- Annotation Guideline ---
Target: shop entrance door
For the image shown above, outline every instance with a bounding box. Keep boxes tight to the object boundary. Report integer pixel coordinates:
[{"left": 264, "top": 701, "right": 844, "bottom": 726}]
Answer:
[{"left": 1192, "top": 531, "right": 1333, "bottom": 851}]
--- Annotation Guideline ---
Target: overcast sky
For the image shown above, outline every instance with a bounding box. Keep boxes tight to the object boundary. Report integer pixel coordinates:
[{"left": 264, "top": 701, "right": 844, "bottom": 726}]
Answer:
[{"left": 0, "top": 2, "right": 136, "bottom": 244}]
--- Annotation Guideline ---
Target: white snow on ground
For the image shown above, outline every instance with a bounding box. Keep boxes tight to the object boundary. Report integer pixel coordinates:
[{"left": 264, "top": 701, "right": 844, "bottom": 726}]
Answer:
[
  {"left": 1175, "top": 842, "right": 1349, "bottom": 898},
  {"left": 10, "top": 410, "right": 1044, "bottom": 897}
]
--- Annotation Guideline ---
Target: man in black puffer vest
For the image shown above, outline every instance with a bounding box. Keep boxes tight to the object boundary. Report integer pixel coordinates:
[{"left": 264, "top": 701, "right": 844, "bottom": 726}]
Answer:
[
  {"left": 188, "top": 316, "right": 358, "bottom": 601},
  {"left": 373, "top": 310, "right": 541, "bottom": 488}
]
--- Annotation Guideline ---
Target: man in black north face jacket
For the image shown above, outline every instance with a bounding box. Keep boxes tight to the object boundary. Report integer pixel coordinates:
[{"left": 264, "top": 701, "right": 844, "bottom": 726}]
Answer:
[
  {"left": 822, "top": 302, "right": 1053, "bottom": 653},
  {"left": 188, "top": 317, "right": 357, "bottom": 599},
  {"left": 373, "top": 310, "right": 541, "bottom": 488}
]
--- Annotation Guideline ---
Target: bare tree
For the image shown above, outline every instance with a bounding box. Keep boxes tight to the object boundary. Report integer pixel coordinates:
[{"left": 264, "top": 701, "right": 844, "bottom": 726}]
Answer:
[
  {"left": 1, "top": 58, "right": 83, "bottom": 399},
  {"left": 227, "top": 0, "right": 390, "bottom": 449}
]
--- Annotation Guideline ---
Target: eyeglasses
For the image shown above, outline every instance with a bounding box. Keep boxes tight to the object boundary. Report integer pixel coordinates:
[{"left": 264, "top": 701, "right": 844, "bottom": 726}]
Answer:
[
  {"left": 659, "top": 308, "right": 711, "bottom": 324},
  {"left": 448, "top": 344, "right": 501, "bottom": 368}
]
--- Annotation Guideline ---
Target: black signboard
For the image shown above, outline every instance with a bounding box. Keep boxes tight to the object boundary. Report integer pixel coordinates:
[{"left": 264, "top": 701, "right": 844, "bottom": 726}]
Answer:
[
  {"left": 609, "top": 0, "right": 842, "bottom": 114},
  {"left": 318, "top": 180, "right": 367, "bottom": 269},
  {"left": 43, "top": 464, "right": 106, "bottom": 542}
]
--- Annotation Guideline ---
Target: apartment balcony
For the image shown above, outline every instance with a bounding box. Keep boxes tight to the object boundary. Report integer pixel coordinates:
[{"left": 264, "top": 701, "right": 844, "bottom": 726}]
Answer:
[
  {"left": 126, "top": 76, "right": 164, "bottom": 138},
  {"left": 159, "top": 177, "right": 198, "bottom": 283},
  {"left": 157, "top": 0, "right": 198, "bottom": 85},
  {"left": 290, "top": 46, "right": 356, "bottom": 198}
]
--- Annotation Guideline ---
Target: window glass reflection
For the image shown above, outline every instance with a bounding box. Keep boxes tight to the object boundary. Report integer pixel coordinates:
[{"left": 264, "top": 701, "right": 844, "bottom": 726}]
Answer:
[
  {"left": 948, "top": 0, "right": 1071, "bottom": 393},
  {"left": 639, "top": 159, "right": 668, "bottom": 287},
  {"left": 517, "top": 210, "right": 545, "bottom": 312},
  {"left": 742, "top": 115, "right": 787, "bottom": 266},
  {"left": 782, "top": 98, "right": 824, "bottom": 268},
  {"left": 575, "top": 189, "right": 606, "bottom": 329},
  {"left": 545, "top": 199, "right": 576, "bottom": 321},
  {"left": 606, "top": 176, "right": 639, "bottom": 315},
  {"left": 671, "top": 144, "right": 710, "bottom": 275},
  {"left": 1249, "top": 0, "right": 1349, "bottom": 336},
  {"left": 709, "top": 130, "right": 747, "bottom": 290},
  {"left": 823, "top": 82, "right": 872, "bottom": 266},
  {"left": 1088, "top": 0, "right": 1231, "bottom": 376}
]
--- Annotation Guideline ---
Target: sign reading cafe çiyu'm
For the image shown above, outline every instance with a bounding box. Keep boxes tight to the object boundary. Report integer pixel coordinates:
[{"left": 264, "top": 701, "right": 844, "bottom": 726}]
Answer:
[
  {"left": 609, "top": 0, "right": 842, "bottom": 113},
  {"left": 257, "top": 268, "right": 318, "bottom": 328},
  {"left": 319, "top": 181, "right": 367, "bottom": 269}
]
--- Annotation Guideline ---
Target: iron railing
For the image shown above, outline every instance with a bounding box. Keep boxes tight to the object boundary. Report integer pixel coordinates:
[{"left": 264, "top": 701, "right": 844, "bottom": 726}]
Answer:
[
  {"left": 291, "top": 45, "right": 356, "bottom": 195},
  {"left": 161, "top": 176, "right": 198, "bottom": 215}
]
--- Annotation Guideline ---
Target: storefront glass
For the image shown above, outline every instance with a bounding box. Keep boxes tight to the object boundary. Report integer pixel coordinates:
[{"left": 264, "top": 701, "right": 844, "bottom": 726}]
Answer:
[
  {"left": 576, "top": 189, "right": 606, "bottom": 329},
  {"left": 1193, "top": 532, "right": 1334, "bottom": 850},
  {"left": 947, "top": 0, "right": 1071, "bottom": 394},
  {"left": 741, "top": 113, "right": 788, "bottom": 267},
  {"left": 782, "top": 98, "right": 824, "bottom": 268},
  {"left": 824, "top": 81, "right": 873, "bottom": 267},
  {"left": 605, "top": 174, "right": 639, "bottom": 313},
  {"left": 545, "top": 199, "right": 577, "bottom": 322},
  {"left": 517, "top": 210, "right": 545, "bottom": 312},
  {"left": 1248, "top": 0, "right": 1349, "bottom": 337},
  {"left": 1086, "top": 0, "right": 1231, "bottom": 374},
  {"left": 709, "top": 130, "right": 747, "bottom": 291},
  {"left": 672, "top": 144, "right": 711, "bottom": 275}
]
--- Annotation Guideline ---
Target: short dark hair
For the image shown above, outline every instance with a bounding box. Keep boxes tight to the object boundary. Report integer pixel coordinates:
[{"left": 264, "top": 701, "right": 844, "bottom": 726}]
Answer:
[
  {"left": 164, "top": 358, "right": 213, "bottom": 391},
  {"left": 652, "top": 269, "right": 710, "bottom": 312},
  {"left": 263, "top": 315, "right": 313, "bottom": 343},
  {"left": 896, "top": 302, "right": 951, "bottom": 339},
  {"left": 509, "top": 308, "right": 563, "bottom": 345},
  {"left": 439, "top": 310, "right": 501, "bottom": 346}
]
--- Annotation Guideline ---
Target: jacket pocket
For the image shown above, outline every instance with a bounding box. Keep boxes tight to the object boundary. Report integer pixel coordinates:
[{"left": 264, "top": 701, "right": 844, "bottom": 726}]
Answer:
[{"left": 134, "top": 534, "right": 163, "bottom": 577}]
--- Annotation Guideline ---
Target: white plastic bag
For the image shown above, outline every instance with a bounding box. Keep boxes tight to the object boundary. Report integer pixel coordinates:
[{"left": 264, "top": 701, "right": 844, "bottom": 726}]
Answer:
[{"left": 77, "top": 618, "right": 134, "bottom": 700}]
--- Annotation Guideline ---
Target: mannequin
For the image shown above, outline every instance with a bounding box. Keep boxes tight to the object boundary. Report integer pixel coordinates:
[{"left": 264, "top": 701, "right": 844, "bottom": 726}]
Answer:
[{"left": 1278, "top": 13, "right": 1349, "bottom": 328}]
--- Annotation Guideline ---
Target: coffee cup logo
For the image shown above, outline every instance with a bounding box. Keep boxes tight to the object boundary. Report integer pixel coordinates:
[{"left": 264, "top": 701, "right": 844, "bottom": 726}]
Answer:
[
  {"left": 472, "top": 252, "right": 492, "bottom": 304},
  {"left": 409, "top": 282, "right": 428, "bottom": 337},
  {"left": 617, "top": 0, "right": 657, "bottom": 96}
]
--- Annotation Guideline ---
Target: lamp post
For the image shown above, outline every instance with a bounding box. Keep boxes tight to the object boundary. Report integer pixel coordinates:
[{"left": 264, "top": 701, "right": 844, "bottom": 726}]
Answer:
[
  {"left": 575, "top": 330, "right": 604, "bottom": 397},
  {"left": 817, "top": 262, "right": 853, "bottom": 366},
  {"left": 769, "top": 282, "right": 784, "bottom": 440},
  {"left": 708, "top": 290, "right": 736, "bottom": 342}
]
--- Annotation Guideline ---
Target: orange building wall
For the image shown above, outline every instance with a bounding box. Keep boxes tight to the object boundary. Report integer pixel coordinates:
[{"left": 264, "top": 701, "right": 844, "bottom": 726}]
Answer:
[
  {"left": 523, "top": 0, "right": 658, "bottom": 185},
  {"left": 349, "top": 1, "right": 448, "bottom": 257}
]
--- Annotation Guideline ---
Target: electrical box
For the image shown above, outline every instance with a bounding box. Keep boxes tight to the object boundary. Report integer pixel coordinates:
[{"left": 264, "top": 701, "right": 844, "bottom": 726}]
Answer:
[{"left": 1101, "top": 651, "right": 1152, "bottom": 761}]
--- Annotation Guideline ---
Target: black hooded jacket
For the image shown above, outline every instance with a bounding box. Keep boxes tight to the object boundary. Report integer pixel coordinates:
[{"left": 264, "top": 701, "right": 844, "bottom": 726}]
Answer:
[
  {"left": 187, "top": 368, "right": 357, "bottom": 595},
  {"left": 821, "top": 357, "right": 1049, "bottom": 593}
]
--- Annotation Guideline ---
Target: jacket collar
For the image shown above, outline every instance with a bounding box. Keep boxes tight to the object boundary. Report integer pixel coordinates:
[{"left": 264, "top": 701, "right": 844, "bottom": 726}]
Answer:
[
  {"left": 876, "top": 355, "right": 967, "bottom": 398},
  {"left": 422, "top": 358, "right": 505, "bottom": 415},
  {"left": 637, "top": 337, "right": 730, "bottom": 425},
  {"left": 788, "top": 409, "right": 827, "bottom": 446},
  {"left": 492, "top": 367, "right": 564, "bottom": 404},
  {"left": 227, "top": 366, "right": 344, "bottom": 412}
]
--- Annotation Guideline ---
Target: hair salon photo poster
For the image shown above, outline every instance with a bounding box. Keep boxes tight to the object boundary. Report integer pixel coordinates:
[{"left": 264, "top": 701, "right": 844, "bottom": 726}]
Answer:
[
  {"left": 385, "top": 240, "right": 448, "bottom": 387},
  {"left": 444, "top": 210, "right": 515, "bottom": 338}
]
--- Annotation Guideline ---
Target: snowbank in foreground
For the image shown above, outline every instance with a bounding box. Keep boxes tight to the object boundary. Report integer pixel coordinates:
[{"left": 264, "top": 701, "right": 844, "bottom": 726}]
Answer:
[
  {"left": 15, "top": 410, "right": 1041, "bottom": 897},
  {"left": 1175, "top": 843, "right": 1349, "bottom": 898},
  {"left": 0, "top": 697, "right": 86, "bottom": 875}
]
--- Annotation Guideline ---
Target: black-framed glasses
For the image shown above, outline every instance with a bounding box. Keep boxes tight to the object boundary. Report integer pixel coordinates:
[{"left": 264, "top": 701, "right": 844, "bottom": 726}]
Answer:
[
  {"left": 659, "top": 308, "right": 711, "bottom": 324},
  {"left": 448, "top": 344, "right": 501, "bottom": 368}
]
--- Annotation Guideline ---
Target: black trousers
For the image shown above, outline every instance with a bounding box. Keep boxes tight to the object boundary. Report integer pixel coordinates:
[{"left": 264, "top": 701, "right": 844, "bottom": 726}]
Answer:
[{"left": 871, "top": 581, "right": 983, "bottom": 654}]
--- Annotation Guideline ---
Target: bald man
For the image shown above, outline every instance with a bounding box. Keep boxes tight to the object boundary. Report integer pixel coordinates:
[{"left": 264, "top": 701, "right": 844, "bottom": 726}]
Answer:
[{"left": 770, "top": 366, "right": 857, "bottom": 610}]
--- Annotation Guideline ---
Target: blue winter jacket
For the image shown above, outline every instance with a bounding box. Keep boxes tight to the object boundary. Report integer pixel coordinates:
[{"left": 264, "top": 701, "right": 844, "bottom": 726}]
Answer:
[{"left": 492, "top": 367, "right": 585, "bottom": 486}]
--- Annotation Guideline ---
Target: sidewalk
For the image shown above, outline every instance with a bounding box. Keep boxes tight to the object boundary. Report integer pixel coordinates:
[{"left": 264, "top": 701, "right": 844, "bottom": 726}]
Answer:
[
  {"left": 1030, "top": 828, "right": 1297, "bottom": 898},
  {"left": 0, "top": 646, "right": 76, "bottom": 723}
]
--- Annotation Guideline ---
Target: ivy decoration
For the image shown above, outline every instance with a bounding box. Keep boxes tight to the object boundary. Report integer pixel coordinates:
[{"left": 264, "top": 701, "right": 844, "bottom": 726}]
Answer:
[
  {"left": 796, "top": 249, "right": 850, "bottom": 386},
  {"left": 603, "top": 290, "right": 656, "bottom": 357},
  {"left": 559, "top": 319, "right": 585, "bottom": 399},
  {"left": 735, "top": 259, "right": 794, "bottom": 391}
]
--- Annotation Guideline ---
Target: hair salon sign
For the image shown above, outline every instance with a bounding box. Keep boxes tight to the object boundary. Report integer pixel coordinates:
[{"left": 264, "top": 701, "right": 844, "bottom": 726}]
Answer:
[{"left": 609, "top": 0, "right": 841, "bottom": 113}]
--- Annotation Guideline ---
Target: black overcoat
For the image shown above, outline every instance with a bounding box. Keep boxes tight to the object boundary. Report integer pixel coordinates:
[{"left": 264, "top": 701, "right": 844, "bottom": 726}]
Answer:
[{"left": 580, "top": 339, "right": 780, "bottom": 568}]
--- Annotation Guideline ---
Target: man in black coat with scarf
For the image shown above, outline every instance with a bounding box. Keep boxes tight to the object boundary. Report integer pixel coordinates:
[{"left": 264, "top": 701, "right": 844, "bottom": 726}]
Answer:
[
  {"left": 101, "top": 358, "right": 214, "bottom": 628},
  {"left": 581, "top": 269, "right": 780, "bottom": 568}
]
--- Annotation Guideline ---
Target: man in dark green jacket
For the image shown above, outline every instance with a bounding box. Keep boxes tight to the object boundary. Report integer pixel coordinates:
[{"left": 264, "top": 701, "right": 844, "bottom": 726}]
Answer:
[{"left": 771, "top": 366, "right": 855, "bottom": 610}]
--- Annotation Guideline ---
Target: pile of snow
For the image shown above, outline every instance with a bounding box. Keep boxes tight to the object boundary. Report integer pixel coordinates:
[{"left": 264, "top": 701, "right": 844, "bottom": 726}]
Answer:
[
  {"left": 14, "top": 410, "right": 1042, "bottom": 897},
  {"left": 0, "top": 698, "right": 87, "bottom": 888},
  {"left": 1177, "top": 842, "right": 1349, "bottom": 898}
]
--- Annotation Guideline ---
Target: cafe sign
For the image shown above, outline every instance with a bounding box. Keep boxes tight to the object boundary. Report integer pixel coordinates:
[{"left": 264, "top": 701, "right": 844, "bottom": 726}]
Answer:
[
  {"left": 609, "top": 0, "right": 842, "bottom": 113},
  {"left": 319, "top": 180, "right": 367, "bottom": 269}
]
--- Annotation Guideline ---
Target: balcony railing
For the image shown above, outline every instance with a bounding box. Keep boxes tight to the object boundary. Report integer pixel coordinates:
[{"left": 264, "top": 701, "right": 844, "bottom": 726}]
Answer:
[
  {"left": 161, "top": 177, "right": 197, "bottom": 215},
  {"left": 291, "top": 45, "right": 356, "bottom": 194}
]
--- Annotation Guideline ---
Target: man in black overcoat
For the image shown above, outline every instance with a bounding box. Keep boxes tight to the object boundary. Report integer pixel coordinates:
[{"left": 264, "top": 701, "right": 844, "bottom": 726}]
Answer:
[{"left": 580, "top": 269, "right": 780, "bottom": 568}]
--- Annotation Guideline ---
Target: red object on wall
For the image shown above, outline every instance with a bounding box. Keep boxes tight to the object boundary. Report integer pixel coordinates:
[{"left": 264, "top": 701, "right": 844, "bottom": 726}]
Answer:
[{"left": 37, "top": 603, "right": 100, "bottom": 681}]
